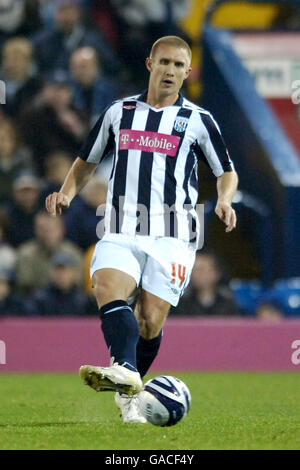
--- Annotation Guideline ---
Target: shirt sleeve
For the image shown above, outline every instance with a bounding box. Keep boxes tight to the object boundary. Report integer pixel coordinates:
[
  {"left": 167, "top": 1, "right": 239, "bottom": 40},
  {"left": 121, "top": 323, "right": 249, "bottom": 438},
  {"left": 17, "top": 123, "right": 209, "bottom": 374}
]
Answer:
[
  {"left": 195, "top": 111, "right": 234, "bottom": 177},
  {"left": 78, "top": 104, "right": 115, "bottom": 164}
]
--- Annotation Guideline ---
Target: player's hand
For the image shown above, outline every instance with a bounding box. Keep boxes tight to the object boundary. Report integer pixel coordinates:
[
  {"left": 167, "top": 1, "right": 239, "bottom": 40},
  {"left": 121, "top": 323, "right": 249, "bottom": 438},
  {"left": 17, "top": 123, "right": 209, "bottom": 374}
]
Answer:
[
  {"left": 215, "top": 200, "right": 236, "bottom": 232},
  {"left": 45, "top": 192, "right": 70, "bottom": 217}
]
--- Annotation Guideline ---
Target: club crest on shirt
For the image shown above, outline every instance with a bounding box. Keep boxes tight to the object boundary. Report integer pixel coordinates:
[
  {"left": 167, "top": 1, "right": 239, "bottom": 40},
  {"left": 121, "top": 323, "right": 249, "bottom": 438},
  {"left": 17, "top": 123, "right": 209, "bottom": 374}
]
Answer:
[{"left": 173, "top": 116, "right": 189, "bottom": 133}]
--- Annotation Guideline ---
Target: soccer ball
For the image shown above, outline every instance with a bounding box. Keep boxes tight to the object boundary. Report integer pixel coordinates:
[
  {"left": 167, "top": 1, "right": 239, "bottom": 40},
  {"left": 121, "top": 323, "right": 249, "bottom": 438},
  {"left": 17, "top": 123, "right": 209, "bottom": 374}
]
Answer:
[{"left": 138, "top": 376, "right": 191, "bottom": 426}]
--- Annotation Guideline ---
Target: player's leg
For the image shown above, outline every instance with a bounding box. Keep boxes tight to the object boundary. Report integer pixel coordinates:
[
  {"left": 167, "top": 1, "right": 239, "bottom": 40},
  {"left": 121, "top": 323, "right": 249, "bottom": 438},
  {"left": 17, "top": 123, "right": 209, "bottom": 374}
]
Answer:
[
  {"left": 92, "top": 268, "right": 136, "bottom": 308},
  {"left": 135, "top": 237, "right": 196, "bottom": 379},
  {"left": 92, "top": 268, "right": 140, "bottom": 373},
  {"left": 91, "top": 269, "right": 147, "bottom": 422},
  {"left": 113, "top": 289, "right": 169, "bottom": 424},
  {"left": 135, "top": 290, "right": 170, "bottom": 379},
  {"left": 79, "top": 237, "right": 145, "bottom": 396},
  {"left": 135, "top": 289, "right": 170, "bottom": 339}
]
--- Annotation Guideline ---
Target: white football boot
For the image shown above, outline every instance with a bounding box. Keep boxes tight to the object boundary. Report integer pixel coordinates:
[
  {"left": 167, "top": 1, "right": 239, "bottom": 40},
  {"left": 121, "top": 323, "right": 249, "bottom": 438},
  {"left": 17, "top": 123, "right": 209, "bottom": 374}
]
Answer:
[
  {"left": 79, "top": 359, "right": 142, "bottom": 396},
  {"left": 115, "top": 392, "right": 147, "bottom": 424}
]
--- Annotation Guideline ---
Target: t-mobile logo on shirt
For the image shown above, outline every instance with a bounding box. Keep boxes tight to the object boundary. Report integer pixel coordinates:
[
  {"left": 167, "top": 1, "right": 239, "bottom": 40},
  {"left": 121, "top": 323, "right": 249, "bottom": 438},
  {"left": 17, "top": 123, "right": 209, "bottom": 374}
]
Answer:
[{"left": 119, "top": 129, "right": 180, "bottom": 157}]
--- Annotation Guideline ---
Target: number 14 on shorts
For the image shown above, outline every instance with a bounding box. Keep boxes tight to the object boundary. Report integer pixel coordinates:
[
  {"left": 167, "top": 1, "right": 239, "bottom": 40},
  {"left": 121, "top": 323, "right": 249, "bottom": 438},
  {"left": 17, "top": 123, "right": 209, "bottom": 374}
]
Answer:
[{"left": 171, "top": 263, "right": 186, "bottom": 288}]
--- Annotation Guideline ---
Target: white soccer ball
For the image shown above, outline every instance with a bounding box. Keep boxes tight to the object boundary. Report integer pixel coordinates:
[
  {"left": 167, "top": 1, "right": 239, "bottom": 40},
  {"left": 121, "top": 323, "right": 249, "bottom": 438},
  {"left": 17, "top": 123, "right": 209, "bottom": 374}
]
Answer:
[{"left": 138, "top": 375, "right": 191, "bottom": 426}]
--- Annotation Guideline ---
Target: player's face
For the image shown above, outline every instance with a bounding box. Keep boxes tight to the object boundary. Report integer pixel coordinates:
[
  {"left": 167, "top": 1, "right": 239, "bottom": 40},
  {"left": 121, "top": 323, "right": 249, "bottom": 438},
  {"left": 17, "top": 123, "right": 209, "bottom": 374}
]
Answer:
[{"left": 146, "top": 45, "right": 191, "bottom": 97}]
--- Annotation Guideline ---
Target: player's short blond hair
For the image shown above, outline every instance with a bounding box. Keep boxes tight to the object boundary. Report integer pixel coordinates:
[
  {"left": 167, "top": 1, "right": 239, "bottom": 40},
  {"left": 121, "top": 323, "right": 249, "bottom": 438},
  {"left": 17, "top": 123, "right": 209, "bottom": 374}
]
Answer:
[{"left": 150, "top": 36, "right": 192, "bottom": 65}]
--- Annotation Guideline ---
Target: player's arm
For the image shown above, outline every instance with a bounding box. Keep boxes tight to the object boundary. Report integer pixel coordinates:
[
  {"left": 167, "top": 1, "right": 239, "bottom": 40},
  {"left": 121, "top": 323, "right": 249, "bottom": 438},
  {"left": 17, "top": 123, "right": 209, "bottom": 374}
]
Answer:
[
  {"left": 196, "top": 111, "right": 238, "bottom": 233},
  {"left": 46, "top": 104, "right": 114, "bottom": 217},
  {"left": 215, "top": 170, "right": 238, "bottom": 232},
  {"left": 45, "top": 157, "right": 97, "bottom": 216}
]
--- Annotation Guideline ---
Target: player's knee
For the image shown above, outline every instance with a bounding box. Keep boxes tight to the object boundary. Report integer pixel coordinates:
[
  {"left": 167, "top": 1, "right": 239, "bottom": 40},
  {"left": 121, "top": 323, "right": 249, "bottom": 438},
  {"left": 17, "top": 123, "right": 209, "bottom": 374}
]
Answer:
[{"left": 92, "top": 271, "right": 134, "bottom": 308}]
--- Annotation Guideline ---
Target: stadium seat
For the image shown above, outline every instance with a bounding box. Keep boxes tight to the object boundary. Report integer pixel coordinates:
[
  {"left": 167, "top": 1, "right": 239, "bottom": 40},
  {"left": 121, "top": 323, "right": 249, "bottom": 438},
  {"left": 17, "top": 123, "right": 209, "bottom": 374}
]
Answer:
[
  {"left": 259, "top": 278, "right": 300, "bottom": 317},
  {"left": 230, "top": 279, "right": 266, "bottom": 316}
]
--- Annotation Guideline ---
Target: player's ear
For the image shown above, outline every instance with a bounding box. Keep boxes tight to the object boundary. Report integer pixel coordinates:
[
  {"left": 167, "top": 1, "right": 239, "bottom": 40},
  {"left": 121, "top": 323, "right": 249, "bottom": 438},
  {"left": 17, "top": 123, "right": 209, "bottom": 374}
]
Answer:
[
  {"left": 184, "top": 66, "right": 192, "bottom": 80},
  {"left": 146, "top": 57, "right": 152, "bottom": 72}
]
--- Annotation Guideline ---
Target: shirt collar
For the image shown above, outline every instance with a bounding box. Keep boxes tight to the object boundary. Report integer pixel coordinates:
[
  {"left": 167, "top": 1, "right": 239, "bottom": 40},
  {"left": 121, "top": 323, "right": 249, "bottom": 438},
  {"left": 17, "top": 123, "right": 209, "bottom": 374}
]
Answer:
[{"left": 137, "top": 89, "right": 184, "bottom": 107}]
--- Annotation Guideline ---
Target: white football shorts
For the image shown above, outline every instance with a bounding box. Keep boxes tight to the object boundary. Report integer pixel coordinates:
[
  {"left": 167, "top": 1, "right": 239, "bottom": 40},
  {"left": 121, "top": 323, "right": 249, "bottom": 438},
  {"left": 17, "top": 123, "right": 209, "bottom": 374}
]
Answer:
[{"left": 90, "top": 233, "right": 196, "bottom": 306}]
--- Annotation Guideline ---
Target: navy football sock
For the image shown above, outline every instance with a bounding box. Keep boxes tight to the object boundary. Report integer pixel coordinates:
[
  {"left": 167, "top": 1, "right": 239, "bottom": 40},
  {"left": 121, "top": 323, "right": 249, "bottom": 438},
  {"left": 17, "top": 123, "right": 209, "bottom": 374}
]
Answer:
[
  {"left": 99, "top": 300, "right": 140, "bottom": 372},
  {"left": 136, "top": 330, "right": 163, "bottom": 379}
]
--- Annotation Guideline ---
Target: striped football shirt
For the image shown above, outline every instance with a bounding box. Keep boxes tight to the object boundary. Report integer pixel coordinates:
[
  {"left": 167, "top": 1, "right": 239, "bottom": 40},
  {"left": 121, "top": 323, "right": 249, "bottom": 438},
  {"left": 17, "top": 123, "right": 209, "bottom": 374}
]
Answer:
[{"left": 78, "top": 90, "right": 234, "bottom": 242}]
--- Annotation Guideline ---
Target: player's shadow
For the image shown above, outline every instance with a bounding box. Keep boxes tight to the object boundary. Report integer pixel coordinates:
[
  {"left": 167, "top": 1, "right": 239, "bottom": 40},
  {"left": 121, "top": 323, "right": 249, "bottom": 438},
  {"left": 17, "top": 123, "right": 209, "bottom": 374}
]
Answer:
[{"left": 0, "top": 422, "right": 86, "bottom": 428}]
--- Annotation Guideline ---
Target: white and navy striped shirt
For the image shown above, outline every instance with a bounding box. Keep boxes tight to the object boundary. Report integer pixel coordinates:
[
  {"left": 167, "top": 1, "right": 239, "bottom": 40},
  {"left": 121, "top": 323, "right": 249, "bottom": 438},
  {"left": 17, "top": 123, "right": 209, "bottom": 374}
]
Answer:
[{"left": 79, "top": 90, "right": 234, "bottom": 242}]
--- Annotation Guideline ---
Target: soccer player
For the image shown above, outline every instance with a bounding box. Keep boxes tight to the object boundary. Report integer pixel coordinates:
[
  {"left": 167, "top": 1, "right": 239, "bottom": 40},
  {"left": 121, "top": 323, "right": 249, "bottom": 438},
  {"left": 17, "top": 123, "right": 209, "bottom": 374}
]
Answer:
[{"left": 45, "top": 36, "right": 238, "bottom": 423}]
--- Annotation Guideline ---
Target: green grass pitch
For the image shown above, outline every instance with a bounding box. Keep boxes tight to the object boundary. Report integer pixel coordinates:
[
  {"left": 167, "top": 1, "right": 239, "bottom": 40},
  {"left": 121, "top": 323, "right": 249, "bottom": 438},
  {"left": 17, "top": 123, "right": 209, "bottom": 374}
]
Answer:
[{"left": 0, "top": 371, "right": 299, "bottom": 450}]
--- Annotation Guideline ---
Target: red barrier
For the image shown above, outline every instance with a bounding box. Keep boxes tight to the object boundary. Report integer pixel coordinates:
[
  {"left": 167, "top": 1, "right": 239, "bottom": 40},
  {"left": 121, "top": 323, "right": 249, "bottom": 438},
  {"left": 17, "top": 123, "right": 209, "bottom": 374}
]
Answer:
[{"left": 1, "top": 317, "right": 300, "bottom": 372}]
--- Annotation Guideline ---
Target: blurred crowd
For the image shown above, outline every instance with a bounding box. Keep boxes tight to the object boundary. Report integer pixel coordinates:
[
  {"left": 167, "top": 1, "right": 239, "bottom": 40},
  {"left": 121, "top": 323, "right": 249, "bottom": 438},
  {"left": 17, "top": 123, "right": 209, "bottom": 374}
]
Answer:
[
  {"left": 0, "top": 0, "right": 299, "bottom": 319},
  {"left": 171, "top": 251, "right": 300, "bottom": 321},
  {"left": 0, "top": 0, "right": 192, "bottom": 317}
]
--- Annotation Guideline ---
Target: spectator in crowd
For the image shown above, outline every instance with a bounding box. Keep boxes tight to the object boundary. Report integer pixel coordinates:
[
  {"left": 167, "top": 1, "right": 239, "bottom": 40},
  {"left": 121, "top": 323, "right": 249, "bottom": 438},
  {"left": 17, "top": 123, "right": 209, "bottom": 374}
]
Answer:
[
  {"left": 0, "top": 209, "right": 16, "bottom": 272},
  {"left": 69, "top": 46, "right": 118, "bottom": 125},
  {"left": 256, "top": 303, "right": 283, "bottom": 322},
  {"left": 255, "top": 278, "right": 300, "bottom": 319},
  {"left": 110, "top": 0, "right": 191, "bottom": 89},
  {"left": 0, "top": 36, "right": 43, "bottom": 117},
  {"left": 64, "top": 175, "right": 107, "bottom": 250},
  {"left": 39, "top": 0, "right": 59, "bottom": 29},
  {"left": 91, "top": 0, "right": 122, "bottom": 51},
  {"left": 27, "top": 251, "right": 95, "bottom": 316},
  {"left": 0, "top": 0, "right": 41, "bottom": 47},
  {"left": 0, "top": 119, "right": 33, "bottom": 204},
  {"left": 0, "top": 266, "right": 23, "bottom": 316},
  {"left": 32, "top": 0, "right": 120, "bottom": 79},
  {"left": 4, "top": 172, "right": 43, "bottom": 247},
  {"left": 40, "top": 150, "right": 74, "bottom": 199},
  {"left": 15, "top": 210, "right": 83, "bottom": 294},
  {"left": 20, "top": 76, "right": 88, "bottom": 174},
  {"left": 272, "top": 3, "right": 300, "bottom": 29},
  {"left": 172, "top": 251, "right": 241, "bottom": 317}
]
